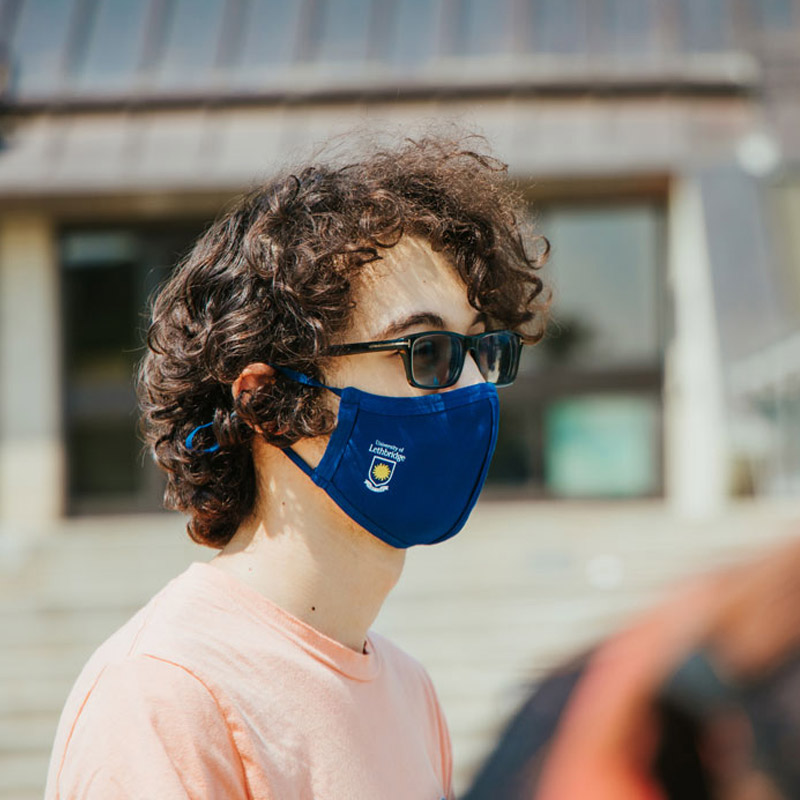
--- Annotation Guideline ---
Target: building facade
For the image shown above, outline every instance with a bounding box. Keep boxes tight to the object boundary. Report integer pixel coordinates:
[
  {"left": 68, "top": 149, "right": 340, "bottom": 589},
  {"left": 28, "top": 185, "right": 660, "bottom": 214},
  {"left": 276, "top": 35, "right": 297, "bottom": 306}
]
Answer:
[{"left": 1, "top": 0, "right": 799, "bottom": 531}]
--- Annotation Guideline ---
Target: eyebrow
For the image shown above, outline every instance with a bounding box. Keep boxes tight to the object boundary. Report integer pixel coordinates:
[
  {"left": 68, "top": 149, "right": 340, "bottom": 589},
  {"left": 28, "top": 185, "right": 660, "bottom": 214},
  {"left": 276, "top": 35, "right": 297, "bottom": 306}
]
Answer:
[{"left": 372, "top": 311, "right": 485, "bottom": 341}]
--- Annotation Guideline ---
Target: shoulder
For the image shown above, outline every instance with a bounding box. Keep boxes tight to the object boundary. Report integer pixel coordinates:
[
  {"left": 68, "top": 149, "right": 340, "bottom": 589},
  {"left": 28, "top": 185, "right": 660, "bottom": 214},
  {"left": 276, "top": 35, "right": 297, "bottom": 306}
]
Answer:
[
  {"left": 369, "top": 631, "right": 448, "bottom": 728},
  {"left": 80, "top": 562, "right": 248, "bottom": 676},
  {"left": 64, "top": 654, "right": 227, "bottom": 751},
  {"left": 79, "top": 652, "right": 225, "bottom": 720},
  {"left": 47, "top": 654, "right": 247, "bottom": 799},
  {"left": 46, "top": 565, "right": 257, "bottom": 799},
  {"left": 369, "top": 632, "right": 454, "bottom": 796},
  {"left": 50, "top": 563, "right": 250, "bottom": 738},
  {"left": 370, "top": 631, "right": 436, "bottom": 694},
  {"left": 370, "top": 630, "right": 425, "bottom": 674}
]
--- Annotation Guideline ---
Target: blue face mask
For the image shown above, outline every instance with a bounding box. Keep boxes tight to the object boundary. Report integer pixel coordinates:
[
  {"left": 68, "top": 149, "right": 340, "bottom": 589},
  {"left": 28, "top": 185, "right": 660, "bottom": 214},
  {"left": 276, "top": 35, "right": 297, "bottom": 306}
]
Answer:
[{"left": 277, "top": 367, "right": 500, "bottom": 549}]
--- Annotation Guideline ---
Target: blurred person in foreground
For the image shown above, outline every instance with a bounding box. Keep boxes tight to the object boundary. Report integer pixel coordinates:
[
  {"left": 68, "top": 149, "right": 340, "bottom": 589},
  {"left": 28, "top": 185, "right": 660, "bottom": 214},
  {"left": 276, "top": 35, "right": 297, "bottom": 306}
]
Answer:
[
  {"left": 44, "top": 135, "right": 549, "bottom": 799},
  {"left": 466, "top": 534, "right": 800, "bottom": 800}
]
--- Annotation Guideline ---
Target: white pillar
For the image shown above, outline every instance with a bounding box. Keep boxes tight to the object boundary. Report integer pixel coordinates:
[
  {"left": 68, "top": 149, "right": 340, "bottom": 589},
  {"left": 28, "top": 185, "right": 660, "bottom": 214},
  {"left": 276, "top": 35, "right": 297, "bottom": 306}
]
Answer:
[
  {"left": 663, "top": 177, "right": 728, "bottom": 518},
  {"left": 0, "top": 215, "right": 64, "bottom": 529}
]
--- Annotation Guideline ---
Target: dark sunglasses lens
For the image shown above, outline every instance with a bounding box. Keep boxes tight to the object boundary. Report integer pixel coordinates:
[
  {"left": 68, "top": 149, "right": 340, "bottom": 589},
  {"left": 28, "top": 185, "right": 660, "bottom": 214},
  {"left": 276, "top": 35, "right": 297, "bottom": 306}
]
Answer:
[
  {"left": 475, "top": 332, "right": 520, "bottom": 386},
  {"left": 411, "top": 334, "right": 462, "bottom": 388}
]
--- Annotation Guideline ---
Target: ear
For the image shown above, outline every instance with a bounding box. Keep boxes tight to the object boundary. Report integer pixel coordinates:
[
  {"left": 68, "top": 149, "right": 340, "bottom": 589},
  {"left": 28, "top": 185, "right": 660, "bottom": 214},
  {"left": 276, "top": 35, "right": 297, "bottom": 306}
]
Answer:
[{"left": 232, "top": 363, "right": 277, "bottom": 402}]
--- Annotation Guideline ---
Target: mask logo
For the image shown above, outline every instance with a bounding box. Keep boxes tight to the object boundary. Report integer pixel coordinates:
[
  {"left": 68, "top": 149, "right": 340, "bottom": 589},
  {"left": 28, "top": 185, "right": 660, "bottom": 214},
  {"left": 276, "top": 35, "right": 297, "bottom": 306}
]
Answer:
[
  {"left": 365, "top": 456, "right": 395, "bottom": 492},
  {"left": 365, "top": 439, "right": 406, "bottom": 493}
]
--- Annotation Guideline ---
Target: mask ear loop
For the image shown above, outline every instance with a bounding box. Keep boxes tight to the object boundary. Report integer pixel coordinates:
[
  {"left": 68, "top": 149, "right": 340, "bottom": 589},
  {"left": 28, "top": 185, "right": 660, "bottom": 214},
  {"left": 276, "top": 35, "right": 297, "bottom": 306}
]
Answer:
[
  {"left": 269, "top": 365, "right": 343, "bottom": 478},
  {"left": 272, "top": 365, "right": 342, "bottom": 397},
  {"left": 184, "top": 366, "right": 338, "bottom": 455},
  {"left": 185, "top": 412, "right": 240, "bottom": 454},
  {"left": 185, "top": 421, "right": 221, "bottom": 454}
]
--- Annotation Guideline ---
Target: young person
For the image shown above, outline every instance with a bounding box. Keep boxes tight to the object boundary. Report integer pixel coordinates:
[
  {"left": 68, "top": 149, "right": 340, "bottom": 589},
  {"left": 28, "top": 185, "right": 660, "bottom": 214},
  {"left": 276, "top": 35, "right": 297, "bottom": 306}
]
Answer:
[
  {"left": 45, "top": 135, "right": 548, "bottom": 799},
  {"left": 465, "top": 536, "right": 800, "bottom": 800}
]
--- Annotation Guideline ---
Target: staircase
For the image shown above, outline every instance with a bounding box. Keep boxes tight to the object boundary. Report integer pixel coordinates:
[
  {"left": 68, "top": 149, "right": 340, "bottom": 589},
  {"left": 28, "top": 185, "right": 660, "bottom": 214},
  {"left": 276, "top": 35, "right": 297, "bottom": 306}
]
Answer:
[{"left": 1, "top": 501, "right": 796, "bottom": 799}]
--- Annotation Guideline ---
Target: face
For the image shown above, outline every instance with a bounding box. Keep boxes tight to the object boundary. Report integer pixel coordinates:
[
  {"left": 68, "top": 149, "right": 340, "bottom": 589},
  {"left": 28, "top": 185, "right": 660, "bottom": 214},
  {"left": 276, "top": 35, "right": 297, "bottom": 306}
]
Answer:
[
  {"left": 323, "top": 236, "right": 486, "bottom": 396},
  {"left": 238, "top": 237, "right": 488, "bottom": 474}
]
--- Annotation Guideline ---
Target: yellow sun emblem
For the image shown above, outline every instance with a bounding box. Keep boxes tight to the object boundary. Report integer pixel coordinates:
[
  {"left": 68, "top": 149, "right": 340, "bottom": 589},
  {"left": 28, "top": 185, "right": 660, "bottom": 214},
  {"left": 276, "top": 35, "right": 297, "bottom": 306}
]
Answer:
[{"left": 371, "top": 462, "right": 392, "bottom": 482}]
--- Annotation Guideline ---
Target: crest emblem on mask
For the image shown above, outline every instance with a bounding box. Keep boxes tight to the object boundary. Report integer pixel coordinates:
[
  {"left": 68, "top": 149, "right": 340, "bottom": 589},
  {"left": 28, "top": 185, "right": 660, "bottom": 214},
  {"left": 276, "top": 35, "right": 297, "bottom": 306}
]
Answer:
[{"left": 365, "top": 456, "right": 395, "bottom": 492}]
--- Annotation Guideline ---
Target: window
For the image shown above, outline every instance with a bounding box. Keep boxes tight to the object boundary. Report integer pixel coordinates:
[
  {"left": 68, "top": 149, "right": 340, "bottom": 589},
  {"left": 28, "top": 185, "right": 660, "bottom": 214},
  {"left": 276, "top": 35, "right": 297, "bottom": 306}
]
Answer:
[
  {"left": 488, "top": 200, "right": 666, "bottom": 498},
  {"left": 534, "top": 205, "right": 664, "bottom": 370},
  {"left": 62, "top": 224, "right": 206, "bottom": 513},
  {"left": 544, "top": 393, "right": 660, "bottom": 497}
]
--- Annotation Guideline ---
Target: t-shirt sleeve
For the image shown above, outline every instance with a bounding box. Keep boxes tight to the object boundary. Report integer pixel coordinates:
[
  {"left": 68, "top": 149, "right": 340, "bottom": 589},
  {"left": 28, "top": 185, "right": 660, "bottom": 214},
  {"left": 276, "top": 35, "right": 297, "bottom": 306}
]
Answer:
[{"left": 50, "top": 655, "right": 250, "bottom": 800}]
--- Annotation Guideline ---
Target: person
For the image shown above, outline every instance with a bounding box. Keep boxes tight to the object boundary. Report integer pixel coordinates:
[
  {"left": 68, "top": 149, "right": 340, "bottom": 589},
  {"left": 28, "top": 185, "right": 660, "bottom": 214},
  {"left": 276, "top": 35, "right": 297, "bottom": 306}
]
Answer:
[
  {"left": 44, "top": 134, "right": 548, "bottom": 799},
  {"left": 464, "top": 533, "right": 800, "bottom": 800}
]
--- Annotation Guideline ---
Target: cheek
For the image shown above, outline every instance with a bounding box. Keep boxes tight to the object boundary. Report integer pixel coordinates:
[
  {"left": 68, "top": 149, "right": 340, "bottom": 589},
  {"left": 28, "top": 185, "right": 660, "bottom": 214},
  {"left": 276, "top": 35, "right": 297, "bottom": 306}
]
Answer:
[
  {"left": 323, "top": 354, "right": 428, "bottom": 397},
  {"left": 292, "top": 431, "right": 330, "bottom": 470}
]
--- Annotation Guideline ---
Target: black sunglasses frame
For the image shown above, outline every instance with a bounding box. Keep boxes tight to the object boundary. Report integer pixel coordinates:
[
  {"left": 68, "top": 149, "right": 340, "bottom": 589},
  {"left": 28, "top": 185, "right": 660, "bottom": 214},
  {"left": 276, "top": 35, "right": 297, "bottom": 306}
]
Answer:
[{"left": 325, "top": 329, "right": 523, "bottom": 389}]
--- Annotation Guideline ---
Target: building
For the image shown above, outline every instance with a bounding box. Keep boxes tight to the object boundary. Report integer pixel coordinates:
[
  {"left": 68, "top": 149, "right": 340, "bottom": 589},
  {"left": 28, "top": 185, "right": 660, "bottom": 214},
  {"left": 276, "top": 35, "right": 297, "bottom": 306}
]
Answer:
[
  {"left": 2, "top": 3, "right": 800, "bottom": 797},
  {"left": 1, "top": 0, "right": 799, "bottom": 530}
]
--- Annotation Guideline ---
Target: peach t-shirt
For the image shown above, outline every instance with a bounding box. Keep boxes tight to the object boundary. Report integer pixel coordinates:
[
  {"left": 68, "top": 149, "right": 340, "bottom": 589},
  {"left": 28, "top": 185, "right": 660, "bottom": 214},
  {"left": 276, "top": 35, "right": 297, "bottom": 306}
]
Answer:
[{"left": 45, "top": 562, "right": 453, "bottom": 800}]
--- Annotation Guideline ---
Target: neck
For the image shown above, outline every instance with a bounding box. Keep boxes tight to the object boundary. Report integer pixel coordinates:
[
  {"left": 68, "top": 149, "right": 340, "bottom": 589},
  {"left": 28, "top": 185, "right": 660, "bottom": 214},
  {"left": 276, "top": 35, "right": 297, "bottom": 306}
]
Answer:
[{"left": 210, "top": 442, "right": 405, "bottom": 653}]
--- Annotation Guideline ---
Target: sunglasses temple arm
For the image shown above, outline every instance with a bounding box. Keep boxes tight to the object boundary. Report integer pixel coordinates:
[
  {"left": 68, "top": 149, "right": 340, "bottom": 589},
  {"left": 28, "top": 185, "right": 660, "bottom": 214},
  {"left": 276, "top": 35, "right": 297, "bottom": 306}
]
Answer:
[{"left": 326, "top": 340, "right": 409, "bottom": 356}]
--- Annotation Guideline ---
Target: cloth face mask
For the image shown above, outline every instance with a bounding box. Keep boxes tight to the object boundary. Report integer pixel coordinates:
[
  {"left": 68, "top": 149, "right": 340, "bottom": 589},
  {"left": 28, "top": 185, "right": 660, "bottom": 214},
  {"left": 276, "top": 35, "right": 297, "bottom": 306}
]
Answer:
[{"left": 277, "top": 367, "right": 500, "bottom": 549}]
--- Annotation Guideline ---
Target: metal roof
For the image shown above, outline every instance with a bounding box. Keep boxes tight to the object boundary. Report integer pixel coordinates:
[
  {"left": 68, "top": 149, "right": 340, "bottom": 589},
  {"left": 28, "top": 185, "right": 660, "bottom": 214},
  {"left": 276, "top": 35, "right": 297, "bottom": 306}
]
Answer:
[{"left": 0, "top": 0, "right": 794, "bottom": 106}]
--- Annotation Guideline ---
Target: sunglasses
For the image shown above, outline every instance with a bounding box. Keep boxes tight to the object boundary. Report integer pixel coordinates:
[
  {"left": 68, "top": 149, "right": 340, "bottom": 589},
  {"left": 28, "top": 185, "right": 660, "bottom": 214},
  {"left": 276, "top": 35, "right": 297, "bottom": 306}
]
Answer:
[{"left": 326, "top": 329, "right": 523, "bottom": 389}]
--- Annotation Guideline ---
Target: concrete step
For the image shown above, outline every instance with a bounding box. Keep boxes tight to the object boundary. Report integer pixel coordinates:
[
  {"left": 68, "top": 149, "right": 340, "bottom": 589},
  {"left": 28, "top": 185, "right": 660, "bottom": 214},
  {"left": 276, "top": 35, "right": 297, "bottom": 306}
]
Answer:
[
  {"left": 1, "top": 501, "right": 797, "bottom": 798},
  {"left": 0, "top": 679, "right": 75, "bottom": 717},
  {"left": 0, "top": 714, "right": 60, "bottom": 755},
  {"left": 0, "top": 644, "right": 91, "bottom": 681},
  {"left": 0, "top": 607, "right": 138, "bottom": 649},
  {"left": 0, "top": 751, "right": 51, "bottom": 797}
]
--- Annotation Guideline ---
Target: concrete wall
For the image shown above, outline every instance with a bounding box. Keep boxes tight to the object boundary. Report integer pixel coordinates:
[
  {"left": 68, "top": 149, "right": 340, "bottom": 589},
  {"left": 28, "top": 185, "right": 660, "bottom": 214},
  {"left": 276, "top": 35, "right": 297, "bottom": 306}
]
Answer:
[
  {"left": 664, "top": 177, "right": 728, "bottom": 517},
  {"left": 0, "top": 215, "right": 64, "bottom": 529}
]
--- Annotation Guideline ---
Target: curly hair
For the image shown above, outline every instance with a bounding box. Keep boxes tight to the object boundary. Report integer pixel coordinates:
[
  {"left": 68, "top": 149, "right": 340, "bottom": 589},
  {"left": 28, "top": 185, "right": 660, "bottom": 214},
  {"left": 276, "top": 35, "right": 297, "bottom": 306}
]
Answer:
[{"left": 137, "top": 134, "right": 549, "bottom": 548}]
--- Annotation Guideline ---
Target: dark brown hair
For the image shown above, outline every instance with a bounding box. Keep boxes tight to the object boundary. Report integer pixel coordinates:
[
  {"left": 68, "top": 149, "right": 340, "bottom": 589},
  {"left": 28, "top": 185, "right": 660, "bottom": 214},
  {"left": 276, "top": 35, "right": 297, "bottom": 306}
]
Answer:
[{"left": 138, "top": 134, "right": 549, "bottom": 548}]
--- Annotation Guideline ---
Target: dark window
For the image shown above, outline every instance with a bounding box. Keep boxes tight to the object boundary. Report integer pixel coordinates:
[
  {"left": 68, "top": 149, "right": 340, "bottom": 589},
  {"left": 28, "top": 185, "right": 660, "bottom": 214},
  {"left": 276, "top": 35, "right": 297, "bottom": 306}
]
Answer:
[{"left": 61, "top": 225, "right": 206, "bottom": 514}]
